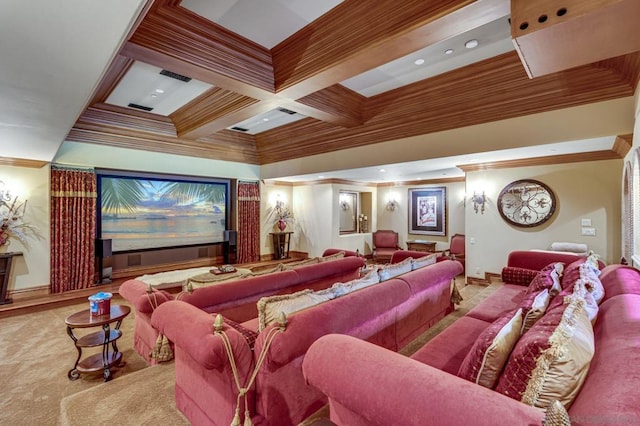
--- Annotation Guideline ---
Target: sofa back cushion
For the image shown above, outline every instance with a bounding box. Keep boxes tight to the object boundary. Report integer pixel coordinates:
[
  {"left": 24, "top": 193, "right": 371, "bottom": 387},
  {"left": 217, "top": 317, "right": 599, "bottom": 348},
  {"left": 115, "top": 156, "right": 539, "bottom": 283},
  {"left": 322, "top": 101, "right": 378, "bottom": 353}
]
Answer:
[
  {"left": 495, "top": 291, "right": 595, "bottom": 409},
  {"left": 458, "top": 308, "right": 523, "bottom": 389}
]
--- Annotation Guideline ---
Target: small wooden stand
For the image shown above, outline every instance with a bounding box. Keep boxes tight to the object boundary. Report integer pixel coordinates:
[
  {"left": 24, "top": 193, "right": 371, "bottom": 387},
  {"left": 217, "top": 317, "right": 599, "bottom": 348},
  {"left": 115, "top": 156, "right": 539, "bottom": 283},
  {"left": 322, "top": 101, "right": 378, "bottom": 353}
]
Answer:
[
  {"left": 0, "top": 252, "right": 23, "bottom": 305},
  {"left": 270, "top": 232, "right": 293, "bottom": 260}
]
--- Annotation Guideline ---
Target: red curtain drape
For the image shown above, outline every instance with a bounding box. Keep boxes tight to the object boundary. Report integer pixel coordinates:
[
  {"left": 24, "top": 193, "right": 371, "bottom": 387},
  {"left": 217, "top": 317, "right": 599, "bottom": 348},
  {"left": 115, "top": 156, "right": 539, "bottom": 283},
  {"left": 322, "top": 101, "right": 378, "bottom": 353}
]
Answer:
[
  {"left": 50, "top": 167, "right": 97, "bottom": 293},
  {"left": 237, "top": 181, "right": 260, "bottom": 264}
]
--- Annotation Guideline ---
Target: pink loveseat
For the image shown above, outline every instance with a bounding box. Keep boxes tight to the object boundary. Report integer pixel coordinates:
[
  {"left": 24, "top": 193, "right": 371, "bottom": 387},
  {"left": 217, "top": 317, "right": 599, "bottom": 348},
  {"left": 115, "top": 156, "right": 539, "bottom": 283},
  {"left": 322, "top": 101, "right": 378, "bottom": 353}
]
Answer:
[
  {"left": 303, "top": 254, "right": 640, "bottom": 425},
  {"left": 151, "top": 257, "right": 463, "bottom": 425},
  {"left": 119, "top": 254, "right": 365, "bottom": 364}
]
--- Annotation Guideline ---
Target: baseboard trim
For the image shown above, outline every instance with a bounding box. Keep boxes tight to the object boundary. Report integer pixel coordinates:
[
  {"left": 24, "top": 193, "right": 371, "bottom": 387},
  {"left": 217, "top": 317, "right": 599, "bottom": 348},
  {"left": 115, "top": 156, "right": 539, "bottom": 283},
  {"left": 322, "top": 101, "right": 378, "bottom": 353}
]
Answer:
[
  {"left": 466, "top": 272, "right": 501, "bottom": 286},
  {"left": 9, "top": 285, "right": 50, "bottom": 301}
]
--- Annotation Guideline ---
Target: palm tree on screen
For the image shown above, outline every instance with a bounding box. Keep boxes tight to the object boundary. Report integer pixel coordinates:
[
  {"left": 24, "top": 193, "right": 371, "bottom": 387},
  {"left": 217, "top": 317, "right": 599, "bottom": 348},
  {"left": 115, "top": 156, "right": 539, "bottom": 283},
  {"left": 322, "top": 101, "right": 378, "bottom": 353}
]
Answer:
[{"left": 101, "top": 178, "right": 145, "bottom": 217}]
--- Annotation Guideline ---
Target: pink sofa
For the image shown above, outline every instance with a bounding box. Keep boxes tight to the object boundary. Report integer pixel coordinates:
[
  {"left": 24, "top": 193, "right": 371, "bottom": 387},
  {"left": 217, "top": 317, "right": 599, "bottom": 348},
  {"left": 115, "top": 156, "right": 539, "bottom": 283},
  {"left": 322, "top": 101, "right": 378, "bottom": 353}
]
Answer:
[
  {"left": 151, "top": 257, "right": 463, "bottom": 425},
  {"left": 119, "top": 255, "right": 365, "bottom": 364},
  {"left": 303, "top": 254, "right": 640, "bottom": 425}
]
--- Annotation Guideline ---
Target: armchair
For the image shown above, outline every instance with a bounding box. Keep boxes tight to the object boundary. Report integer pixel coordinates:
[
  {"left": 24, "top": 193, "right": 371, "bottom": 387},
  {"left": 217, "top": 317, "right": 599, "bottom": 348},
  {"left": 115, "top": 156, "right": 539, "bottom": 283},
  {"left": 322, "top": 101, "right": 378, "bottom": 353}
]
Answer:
[
  {"left": 439, "top": 233, "right": 465, "bottom": 272},
  {"left": 372, "top": 230, "right": 401, "bottom": 263}
]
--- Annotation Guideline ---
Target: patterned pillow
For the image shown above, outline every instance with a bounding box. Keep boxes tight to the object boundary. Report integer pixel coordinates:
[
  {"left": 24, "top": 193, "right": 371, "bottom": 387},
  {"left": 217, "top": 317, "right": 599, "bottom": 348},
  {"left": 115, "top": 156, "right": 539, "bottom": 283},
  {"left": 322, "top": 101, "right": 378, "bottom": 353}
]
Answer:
[
  {"left": 216, "top": 315, "right": 259, "bottom": 349},
  {"left": 519, "top": 288, "right": 551, "bottom": 334},
  {"left": 495, "top": 291, "right": 595, "bottom": 409},
  {"left": 257, "top": 288, "right": 335, "bottom": 331},
  {"left": 501, "top": 267, "right": 539, "bottom": 286},
  {"left": 320, "top": 251, "right": 345, "bottom": 262},
  {"left": 526, "top": 263, "right": 563, "bottom": 296},
  {"left": 457, "top": 308, "right": 523, "bottom": 389},
  {"left": 411, "top": 254, "right": 437, "bottom": 270},
  {"left": 284, "top": 257, "right": 320, "bottom": 269},
  {"left": 331, "top": 269, "right": 380, "bottom": 296},
  {"left": 378, "top": 257, "right": 412, "bottom": 281}
]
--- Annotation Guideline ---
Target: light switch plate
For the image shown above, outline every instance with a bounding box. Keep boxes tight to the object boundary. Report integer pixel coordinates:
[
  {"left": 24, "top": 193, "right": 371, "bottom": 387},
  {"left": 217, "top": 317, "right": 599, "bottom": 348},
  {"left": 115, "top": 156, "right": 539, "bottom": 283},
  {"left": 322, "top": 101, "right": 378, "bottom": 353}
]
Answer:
[
  {"left": 581, "top": 227, "right": 596, "bottom": 236},
  {"left": 581, "top": 218, "right": 592, "bottom": 226}
]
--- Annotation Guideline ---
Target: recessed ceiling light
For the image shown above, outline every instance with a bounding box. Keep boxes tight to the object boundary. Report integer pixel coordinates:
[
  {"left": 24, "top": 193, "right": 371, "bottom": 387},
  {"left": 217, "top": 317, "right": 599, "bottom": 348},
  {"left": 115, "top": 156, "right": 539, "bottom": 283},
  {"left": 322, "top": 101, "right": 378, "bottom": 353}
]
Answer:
[
  {"left": 414, "top": 59, "right": 425, "bottom": 65},
  {"left": 263, "top": 118, "right": 269, "bottom": 122},
  {"left": 155, "top": 88, "right": 165, "bottom": 94},
  {"left": 444, "top": 49, "right": 454, "bottom": 55},
  {"left": 380, "top": 169, "right": 386, "bottom": 172},
  {"left": 465, "top": 39, "right": 479, "bottom": 49},
  {"left": 318, "top": 175, "right": 325, "bottom": 179},
  {"left": 150, "top": 94, "right": 158, "bottom": 98}
]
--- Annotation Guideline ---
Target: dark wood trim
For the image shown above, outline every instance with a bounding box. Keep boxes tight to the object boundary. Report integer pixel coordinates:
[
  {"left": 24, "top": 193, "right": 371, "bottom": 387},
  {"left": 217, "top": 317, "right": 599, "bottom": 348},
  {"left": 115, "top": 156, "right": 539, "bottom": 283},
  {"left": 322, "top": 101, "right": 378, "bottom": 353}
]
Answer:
[{"left": 0, "top": 157, "right": 49, "bottom": 168}]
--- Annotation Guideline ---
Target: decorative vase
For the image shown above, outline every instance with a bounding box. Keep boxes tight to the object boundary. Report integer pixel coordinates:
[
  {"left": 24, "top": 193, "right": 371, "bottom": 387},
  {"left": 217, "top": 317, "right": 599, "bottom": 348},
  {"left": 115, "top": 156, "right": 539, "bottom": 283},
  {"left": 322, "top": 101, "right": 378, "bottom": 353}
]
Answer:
[{"left": 277, "top": 220, "right": 287, "bottom": 232}]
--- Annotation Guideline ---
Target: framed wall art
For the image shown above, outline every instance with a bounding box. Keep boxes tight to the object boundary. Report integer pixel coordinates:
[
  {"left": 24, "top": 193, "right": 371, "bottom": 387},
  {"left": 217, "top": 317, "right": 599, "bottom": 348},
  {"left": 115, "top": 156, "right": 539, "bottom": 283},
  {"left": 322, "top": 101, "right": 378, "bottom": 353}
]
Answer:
[
  {"left": 408, "top": 187, "right": 446, "bottom": 236},
  {"left": 497, "top": 179, "right": 556, "bottom": 227}
]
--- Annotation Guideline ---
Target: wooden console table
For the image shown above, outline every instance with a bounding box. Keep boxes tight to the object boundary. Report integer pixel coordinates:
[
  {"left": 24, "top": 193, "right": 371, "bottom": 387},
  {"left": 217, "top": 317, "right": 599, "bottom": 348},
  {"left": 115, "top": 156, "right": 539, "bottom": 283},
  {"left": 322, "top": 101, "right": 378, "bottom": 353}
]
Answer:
[
  {"left": 0, "top": 252, "right": 23, "bottom": 305},
  {"left": 406, "top": 240, "right": 436, "bottom": 253},
  {"left": 270, "top": 232, "right": 293, "bottom": 260}
]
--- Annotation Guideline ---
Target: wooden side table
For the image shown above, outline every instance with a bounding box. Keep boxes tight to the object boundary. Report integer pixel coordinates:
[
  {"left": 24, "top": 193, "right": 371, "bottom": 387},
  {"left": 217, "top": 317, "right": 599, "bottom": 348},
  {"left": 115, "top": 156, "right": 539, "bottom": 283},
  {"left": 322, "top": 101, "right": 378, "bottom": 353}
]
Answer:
[
  {"left": 270, "top": 231, "right": 293, "bottom": 260},
  {"left": 406, "top": 240, "right": 437, "bottom": 253},
  {"left": 0, "top": 252, "right": 23, "bottom": 305},
  {"left": 65, "top": 305, "right": 130, "bottom": 382}
]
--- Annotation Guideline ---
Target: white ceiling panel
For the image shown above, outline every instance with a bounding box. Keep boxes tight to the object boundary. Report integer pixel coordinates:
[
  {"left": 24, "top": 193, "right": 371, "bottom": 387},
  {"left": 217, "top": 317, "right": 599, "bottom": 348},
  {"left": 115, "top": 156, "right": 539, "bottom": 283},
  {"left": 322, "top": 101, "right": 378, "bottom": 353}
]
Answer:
[
  {"left": 229, "top": 107, "right": 307, "bottom": 134},
  {"left": 105, "top": 61, "right": 213, "bottom": 116},
  {"left": 342, "top": 16, "right": 514, "bottom": 96},
  {"left": 181, "top": 0, "right": 343, "bottom": 48}
]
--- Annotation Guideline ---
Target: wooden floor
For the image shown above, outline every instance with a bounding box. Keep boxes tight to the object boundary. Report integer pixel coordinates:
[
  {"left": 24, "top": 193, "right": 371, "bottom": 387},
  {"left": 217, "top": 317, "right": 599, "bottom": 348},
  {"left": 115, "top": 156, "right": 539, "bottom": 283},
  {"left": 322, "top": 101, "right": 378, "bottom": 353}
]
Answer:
[{"left": 0, "top": 256, "right": 304, "bottom": 319}]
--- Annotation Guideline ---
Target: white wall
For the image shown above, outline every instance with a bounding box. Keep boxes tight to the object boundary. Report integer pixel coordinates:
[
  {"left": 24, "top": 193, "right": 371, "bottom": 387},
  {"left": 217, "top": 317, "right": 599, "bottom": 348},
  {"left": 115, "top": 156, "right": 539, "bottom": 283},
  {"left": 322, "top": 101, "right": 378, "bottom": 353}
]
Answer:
[
  {"left": 0, "top": 165, "right": 51, "bottom": 293},
  {"left": 466, "top": 160, "right": 622, "bottom": 278},
  {"left": 377, "top": 181, "right": 465, "bottom": 251}
]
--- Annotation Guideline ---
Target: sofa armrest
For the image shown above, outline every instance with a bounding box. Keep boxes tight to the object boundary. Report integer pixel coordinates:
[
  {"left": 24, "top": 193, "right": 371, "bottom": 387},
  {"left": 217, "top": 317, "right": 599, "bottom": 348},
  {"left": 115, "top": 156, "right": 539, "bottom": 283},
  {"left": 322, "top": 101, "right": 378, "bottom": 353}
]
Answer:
[
  {"left": 151, "top": 300, "right": 253, "bottom": 371},
  {"left": 119, "top": 279, "right": 174, "bottom": 314},
  {"left": 303, "top": 334, "right": 545, "bottom": 426}
]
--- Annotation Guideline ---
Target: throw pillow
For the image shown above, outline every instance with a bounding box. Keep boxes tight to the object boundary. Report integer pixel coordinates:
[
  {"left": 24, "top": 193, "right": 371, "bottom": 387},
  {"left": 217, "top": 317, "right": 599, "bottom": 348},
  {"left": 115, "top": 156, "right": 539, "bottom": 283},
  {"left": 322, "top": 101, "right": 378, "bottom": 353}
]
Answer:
[
  {"left": 320, "top": 251, "right": 345, "bottom": 262},
  {"left": 257, "top": 288, "right": 335, "bottom": 331},
  {"left": 250, "top": 263, "right": 286, "bottom": 276},
  {"left": 501, "top": 267, "right": 539, "bottom": 286},
  {"left": 519, "top": 288, "right": 551, "bottom": 334},
  {"left": 378, "top": 257, "right": 412, "bottom": 281},
  {"left": 284, "top": 257, "right": 320, "bottom": 269},
  {"left": 457, "top": 308, "right": 524, "bottom": 389},
  {"left": 216, "top": 315, "right": 260, "bottom": 349},
  {"left": 331, "top": 269, "right": 380, "bottom": 296},
  {"left": 495, "top": 291, "right": 595, "bottom": 409},
  {"left": 411, "top": 253, "right": 437, "bottom": 270},
  {"left": 526, "top": 263, "right": 563, "bottom": 295}
]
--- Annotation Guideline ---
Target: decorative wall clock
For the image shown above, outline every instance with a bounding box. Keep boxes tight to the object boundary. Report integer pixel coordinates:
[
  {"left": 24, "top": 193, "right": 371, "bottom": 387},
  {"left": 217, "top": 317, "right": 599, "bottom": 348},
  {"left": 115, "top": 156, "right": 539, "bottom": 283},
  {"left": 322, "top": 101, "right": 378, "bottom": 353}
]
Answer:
[{"left": 497, "top": 179, "right": 556, "bottom": 227}]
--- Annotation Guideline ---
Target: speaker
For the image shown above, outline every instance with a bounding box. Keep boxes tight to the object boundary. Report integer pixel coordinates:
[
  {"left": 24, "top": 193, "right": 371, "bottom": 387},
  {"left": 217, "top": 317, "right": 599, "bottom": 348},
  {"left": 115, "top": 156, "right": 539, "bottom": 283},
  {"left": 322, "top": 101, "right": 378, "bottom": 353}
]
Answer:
[
  {"left": 95, "top": 238, "right": 112, "bottom": 258},
  {"left": 224, "top": 230, "right": 237, "bottom": 247},
  {"left": 95, "top": 238, "right": 112, "bottom": 285}
]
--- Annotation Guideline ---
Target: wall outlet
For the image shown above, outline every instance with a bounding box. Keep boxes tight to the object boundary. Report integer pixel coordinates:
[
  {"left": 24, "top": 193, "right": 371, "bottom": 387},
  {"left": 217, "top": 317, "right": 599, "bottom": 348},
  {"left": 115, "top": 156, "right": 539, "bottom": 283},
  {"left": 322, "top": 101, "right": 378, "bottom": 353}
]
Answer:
[
  {"left": 469, "top": 237, "right": 476, "bottom": 245},
  {"left": 475, "top": 267, "right": 480, "bottom": 274},
  {"left": 581, "top": 227, "right": 596, "bottom": 236}
]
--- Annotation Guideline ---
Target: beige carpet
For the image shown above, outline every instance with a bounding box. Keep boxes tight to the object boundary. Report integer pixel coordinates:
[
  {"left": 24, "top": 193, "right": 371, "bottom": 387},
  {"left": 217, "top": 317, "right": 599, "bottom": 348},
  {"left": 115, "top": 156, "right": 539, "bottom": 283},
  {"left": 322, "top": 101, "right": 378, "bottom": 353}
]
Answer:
[
  {"left": 0, "top": 280, "right": 500, "bottom": 425},
  {"left": 0, "top": 300, "right": 148, "bottom": 426},
  {"left": 60, "top": 364, "right": 188, "bottom": 426}
]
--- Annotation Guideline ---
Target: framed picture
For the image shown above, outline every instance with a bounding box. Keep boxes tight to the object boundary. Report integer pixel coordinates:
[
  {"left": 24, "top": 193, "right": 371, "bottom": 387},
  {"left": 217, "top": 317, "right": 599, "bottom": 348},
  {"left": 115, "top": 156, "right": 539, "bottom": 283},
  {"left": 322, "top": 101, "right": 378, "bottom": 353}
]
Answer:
[{"left": 408, "top": 187, "right": 446, "bottom": 236}]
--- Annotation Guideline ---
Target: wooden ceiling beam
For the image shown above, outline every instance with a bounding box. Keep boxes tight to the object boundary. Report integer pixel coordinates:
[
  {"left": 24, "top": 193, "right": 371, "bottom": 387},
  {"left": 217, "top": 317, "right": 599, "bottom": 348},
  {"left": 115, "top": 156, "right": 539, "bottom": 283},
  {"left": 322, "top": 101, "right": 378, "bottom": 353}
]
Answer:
[
  {"left": 272, "top": 0, "right": 510, "bottom": 99},
  {"left": 170, "top": 88, "right": 270, "bottom": 139}
]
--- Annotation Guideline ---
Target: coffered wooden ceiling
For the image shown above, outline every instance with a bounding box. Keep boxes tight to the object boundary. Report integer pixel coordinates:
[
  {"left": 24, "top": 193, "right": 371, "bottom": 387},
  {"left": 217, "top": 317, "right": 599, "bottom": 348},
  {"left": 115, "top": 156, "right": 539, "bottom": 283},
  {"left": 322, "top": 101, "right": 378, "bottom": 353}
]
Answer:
[{"left": 67, "top": 0, "right": 640, "bottom": 168}]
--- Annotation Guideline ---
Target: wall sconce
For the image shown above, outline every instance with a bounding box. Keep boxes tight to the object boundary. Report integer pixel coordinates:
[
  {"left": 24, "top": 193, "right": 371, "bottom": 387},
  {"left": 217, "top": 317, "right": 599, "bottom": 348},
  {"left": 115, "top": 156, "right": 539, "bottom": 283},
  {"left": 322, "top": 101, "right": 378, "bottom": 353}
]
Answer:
[
  {"left": 386, "top": 199, "right": 398, "bottom": 211},
  {"left": 471, "top": 190, "right": 486, "bottom": 214}
]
